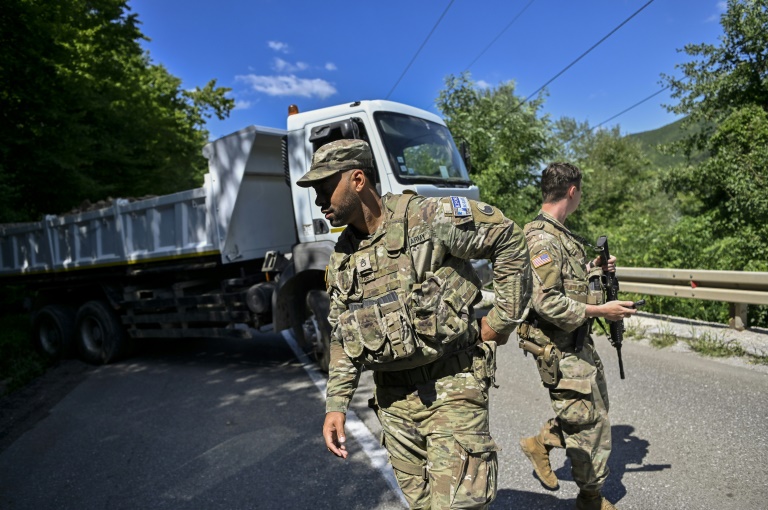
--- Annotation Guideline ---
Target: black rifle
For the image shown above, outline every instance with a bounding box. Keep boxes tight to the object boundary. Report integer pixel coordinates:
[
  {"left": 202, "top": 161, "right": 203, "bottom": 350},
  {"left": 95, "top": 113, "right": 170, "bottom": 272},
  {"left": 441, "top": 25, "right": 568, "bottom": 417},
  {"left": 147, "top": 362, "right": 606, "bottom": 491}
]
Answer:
[{"left": 596, "top": 236, "right": 626, "bottom": 379}]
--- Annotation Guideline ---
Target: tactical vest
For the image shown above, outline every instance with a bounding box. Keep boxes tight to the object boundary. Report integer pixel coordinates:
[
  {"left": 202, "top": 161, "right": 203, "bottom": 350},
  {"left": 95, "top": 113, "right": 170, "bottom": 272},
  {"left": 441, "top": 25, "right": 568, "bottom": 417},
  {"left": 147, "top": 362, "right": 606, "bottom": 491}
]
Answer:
[
  {"left": 520, "top": 219, "right": 603, "bottom": 347},
  {"left": 330, "top": 194, "right": 482, "bottom": 371}
]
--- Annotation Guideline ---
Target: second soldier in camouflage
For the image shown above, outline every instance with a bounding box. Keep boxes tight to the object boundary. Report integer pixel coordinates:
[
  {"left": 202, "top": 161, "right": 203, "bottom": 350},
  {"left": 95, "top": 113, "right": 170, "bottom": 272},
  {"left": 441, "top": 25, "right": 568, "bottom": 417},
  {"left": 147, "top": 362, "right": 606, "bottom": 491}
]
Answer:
[{"left": 518, "top": 162, "right": 636, "bottom": 510}]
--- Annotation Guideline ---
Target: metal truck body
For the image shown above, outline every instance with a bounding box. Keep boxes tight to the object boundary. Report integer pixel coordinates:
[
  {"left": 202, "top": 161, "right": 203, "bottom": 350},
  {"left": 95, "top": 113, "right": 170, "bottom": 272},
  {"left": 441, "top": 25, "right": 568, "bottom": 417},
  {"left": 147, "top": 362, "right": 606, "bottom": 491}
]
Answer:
[{"left": 0, "top": 100, "right": 484, "bottom": 368}]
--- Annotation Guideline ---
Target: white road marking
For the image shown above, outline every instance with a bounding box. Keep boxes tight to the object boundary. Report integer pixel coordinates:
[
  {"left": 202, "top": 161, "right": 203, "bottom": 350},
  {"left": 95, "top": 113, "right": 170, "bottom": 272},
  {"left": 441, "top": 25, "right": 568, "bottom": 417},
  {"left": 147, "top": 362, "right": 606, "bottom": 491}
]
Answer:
[{"left": 280, "top": 329, "right": 408, "bottom": 507}]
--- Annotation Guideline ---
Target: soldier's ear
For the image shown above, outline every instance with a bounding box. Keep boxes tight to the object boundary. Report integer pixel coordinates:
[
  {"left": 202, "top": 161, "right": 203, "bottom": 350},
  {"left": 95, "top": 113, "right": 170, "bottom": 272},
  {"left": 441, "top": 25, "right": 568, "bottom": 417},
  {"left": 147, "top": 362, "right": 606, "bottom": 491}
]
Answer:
[{"left": 349, "top": 168, "right": 366, "bottom": 192}]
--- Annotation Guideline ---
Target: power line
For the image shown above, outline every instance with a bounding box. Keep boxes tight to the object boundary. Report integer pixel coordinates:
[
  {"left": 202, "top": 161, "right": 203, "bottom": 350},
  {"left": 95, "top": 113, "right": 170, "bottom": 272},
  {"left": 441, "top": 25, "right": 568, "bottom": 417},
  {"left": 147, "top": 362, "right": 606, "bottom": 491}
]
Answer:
[
  {"left": 521, "top": 0, "right": 657, "bottom": 106},
  {"left": 590, "top": 85, "right": 670, "bottom": 131},
  {"left": 560, "top": 85, "right": 672, "bottom": 144},
  {"left": 385, "top": 0, "right": 456, "bottom": 99},
  {"left": 465, "top": 0, "right": 537, "bottom": 71}
]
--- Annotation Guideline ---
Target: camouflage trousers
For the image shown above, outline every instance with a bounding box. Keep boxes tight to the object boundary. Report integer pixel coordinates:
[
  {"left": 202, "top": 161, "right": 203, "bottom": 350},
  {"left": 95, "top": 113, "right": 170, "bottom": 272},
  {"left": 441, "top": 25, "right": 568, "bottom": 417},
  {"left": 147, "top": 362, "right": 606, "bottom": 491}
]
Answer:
[
  {"left": 372, "top": 345, "right": 499, "bottom": 509},
  {"left": 537, "top": 338, "right": 611, "bottom": 492}
]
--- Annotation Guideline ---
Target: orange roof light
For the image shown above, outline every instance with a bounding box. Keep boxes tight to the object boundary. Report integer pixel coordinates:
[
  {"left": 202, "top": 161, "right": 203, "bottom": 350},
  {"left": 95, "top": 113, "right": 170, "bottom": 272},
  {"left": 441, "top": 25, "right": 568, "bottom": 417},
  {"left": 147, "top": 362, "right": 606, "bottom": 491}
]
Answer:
[{"left": 288, "top": 104, "right": 299, "bottom": 116}]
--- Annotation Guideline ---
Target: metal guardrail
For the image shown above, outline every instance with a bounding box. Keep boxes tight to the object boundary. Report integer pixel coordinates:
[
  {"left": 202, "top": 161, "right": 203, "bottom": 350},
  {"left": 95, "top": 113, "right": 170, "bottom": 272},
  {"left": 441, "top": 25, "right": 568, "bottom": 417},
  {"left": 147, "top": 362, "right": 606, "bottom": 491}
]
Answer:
[{"left": 618, "top": 268, "right": 768, "bottom": 330}]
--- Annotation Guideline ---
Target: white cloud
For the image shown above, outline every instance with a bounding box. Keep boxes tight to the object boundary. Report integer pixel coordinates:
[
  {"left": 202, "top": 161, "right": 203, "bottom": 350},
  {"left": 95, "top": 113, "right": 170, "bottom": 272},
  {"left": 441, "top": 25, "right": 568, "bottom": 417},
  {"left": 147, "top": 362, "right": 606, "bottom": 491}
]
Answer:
[
  {"left": 325, "top": 62, "right": 337, "bottom": 71},
  {"left": 268, "top": 41, "right": 289, "bottom": 53},
  {"left": 237, "top": 74, "right": 337, "bottom": 99},
  {"left": 273, "top": 58, "right": 309, "bottom": 73},
  {"left": 233, "top": 100, "right": 252, "bottom": 111},
  {"left": 475, "top": 80, "right": 492, "bottom": 89},
  {"left": 706, "top": 1, "right": 727, "bottom": 22}
]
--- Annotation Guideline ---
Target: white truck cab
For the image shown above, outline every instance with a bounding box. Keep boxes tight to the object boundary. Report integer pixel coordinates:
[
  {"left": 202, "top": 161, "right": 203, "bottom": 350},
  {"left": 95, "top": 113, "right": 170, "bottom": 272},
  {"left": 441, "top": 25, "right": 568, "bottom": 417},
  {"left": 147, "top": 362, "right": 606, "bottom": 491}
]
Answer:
[{"left": 286, "top": 100, "right": 479, "bottom": 245}]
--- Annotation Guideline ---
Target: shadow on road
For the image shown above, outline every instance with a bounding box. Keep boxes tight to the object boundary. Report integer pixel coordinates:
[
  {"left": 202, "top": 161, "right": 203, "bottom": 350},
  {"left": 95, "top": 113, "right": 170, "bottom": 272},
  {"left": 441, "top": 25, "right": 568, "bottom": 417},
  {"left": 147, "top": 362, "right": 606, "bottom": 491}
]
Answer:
[
  {"left": 500, "top": 424, "right": 672, "bottom": 508},
  {"left": 554, "top": 424, "right": 672, "bottom": 503},
  {"left": 0, "top": 332, "right": 404, "bottom": 510}
]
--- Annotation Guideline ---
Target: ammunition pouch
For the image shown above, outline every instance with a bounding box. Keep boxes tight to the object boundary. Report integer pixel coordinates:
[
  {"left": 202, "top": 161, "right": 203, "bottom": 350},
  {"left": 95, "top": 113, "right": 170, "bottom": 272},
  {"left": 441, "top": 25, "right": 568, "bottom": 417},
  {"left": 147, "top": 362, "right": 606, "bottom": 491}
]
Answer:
[
  {"left": 587, "top": 266, "right": 605, "bottom": 305},
  {"left": 339, "top": 289, "right": 439, "bottom": 370},
  {"left": 564, "top": 271, "right": 604, "bottom": 306},
  {"left": 339, "top": 258, "right": 481, "bottom": 371}
]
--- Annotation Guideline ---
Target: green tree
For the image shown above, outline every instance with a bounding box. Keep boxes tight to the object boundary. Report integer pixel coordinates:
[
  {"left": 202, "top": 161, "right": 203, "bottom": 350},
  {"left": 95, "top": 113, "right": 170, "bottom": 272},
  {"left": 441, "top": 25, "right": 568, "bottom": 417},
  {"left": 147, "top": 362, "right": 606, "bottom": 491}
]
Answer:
[
  {"left": 436, "top": 72, "right": 552, "bottom": 221},
  {"left": 0, "top": 0, "right": 233, "bottom": 222},
  {"left": 663, "top": 0, "right": 768, "bottom": 151},
  {"left": 661, "top": 0, "right": 768, "bottom": 270}
]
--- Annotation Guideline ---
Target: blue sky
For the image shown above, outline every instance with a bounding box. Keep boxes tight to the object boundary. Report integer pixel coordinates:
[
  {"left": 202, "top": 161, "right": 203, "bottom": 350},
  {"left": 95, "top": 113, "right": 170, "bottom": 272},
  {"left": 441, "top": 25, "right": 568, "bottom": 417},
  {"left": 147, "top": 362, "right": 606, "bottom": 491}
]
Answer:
[{"left": 128, "top": 0, "right": 727, "bottom": 140}]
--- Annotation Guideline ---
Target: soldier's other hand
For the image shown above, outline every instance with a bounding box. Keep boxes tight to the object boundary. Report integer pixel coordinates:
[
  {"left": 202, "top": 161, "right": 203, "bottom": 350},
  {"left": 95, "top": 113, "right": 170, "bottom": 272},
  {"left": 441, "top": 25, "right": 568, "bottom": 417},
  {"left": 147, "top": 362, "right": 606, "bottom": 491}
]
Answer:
[
  {"left": 593, "top": 255, "right": 617, "bottom": 273},
  {"left": 323, "top": 411, "right": 348, "bottom": 459},
  {"left": 480, "top": 316, "right": 508, "bottom": 345},
  {"left": 598, "top": 300, "right": 636, "bottom": 322}
]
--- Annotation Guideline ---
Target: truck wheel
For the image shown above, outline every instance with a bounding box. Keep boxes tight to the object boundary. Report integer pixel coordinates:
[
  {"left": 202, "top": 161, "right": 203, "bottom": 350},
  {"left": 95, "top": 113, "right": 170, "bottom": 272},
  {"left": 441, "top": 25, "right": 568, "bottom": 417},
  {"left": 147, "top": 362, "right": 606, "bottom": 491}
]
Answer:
[
  {"left": 31, "top": 305, "right": 76, "bottom": 360},
  {"left": 75, "top": 300, "right": 127, "bottom": 365},
  {"left": 305, "top": 290, "right": 332, "bottom": 373}
]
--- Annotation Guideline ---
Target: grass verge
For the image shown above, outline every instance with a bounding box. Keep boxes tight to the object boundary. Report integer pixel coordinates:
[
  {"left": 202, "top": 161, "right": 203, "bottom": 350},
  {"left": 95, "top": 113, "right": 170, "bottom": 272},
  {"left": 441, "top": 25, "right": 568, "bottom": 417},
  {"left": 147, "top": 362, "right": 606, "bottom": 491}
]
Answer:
[
  {"left": 625, "top": 321, "right": 768, "bottom": 365},
  {"left": 0, "top": 313, "right": 52, "bottom": 396}
]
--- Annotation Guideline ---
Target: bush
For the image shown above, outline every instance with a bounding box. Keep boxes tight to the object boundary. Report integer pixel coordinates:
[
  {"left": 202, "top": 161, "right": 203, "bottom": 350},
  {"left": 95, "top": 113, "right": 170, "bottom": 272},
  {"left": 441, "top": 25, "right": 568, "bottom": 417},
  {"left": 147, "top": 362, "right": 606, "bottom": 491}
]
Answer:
[{"left": 0, "top": 313, "right": 52, "bottom": 395}]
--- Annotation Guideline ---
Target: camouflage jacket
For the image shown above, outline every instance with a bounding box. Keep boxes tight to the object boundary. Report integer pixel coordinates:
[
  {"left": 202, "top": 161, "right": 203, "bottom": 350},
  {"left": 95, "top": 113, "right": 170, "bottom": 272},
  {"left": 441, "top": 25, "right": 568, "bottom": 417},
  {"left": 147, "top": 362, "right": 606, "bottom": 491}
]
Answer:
[
  {"left": 523, "top": 211, "right": 603, "bottom": 348},
  {"left": 325, "top": 193, "right": 531, "bottom": 414}
]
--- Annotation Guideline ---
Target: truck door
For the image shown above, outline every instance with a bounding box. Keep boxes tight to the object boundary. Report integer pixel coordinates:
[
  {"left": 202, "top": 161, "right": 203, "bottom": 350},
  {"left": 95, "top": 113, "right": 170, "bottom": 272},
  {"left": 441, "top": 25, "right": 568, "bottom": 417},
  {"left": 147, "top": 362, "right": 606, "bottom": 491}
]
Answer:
[{"left": 297, "top": 113, "right": 388, "bottom": 244}]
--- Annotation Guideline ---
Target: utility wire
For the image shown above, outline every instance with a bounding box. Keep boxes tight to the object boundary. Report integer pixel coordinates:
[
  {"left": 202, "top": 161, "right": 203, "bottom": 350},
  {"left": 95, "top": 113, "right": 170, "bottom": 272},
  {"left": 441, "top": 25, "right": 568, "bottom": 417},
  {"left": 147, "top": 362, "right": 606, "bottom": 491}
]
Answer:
[
  {"left": 385, "top": 0, "right": 456, "bottom": 99},
  {"left": 521, "top": 0, "right": 657, "bottom": 106},
  {"left": 590, "top": 85, "right": 670, "bottom": 131},
  {"left": 465, "top": 0, "right": 537, "bottom": 70},
  {"left": 561, "top": 85, "right": 672, "bottom": 144}
]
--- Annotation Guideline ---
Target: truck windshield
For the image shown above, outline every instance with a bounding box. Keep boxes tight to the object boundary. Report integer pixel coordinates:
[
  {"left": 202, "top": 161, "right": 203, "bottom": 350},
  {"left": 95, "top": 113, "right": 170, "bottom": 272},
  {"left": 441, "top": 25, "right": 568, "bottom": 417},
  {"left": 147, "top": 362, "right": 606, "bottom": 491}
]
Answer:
[{"left": 374, "top": 112, "right": 471, "bottom": 185}]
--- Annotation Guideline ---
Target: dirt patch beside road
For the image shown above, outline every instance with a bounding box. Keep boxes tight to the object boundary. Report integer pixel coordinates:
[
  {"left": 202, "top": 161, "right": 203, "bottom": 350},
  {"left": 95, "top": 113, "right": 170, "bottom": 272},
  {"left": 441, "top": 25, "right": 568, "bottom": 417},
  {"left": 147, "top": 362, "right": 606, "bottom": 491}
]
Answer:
[{"left": 0, "top": 360, "right": 94, "bottom": 454}]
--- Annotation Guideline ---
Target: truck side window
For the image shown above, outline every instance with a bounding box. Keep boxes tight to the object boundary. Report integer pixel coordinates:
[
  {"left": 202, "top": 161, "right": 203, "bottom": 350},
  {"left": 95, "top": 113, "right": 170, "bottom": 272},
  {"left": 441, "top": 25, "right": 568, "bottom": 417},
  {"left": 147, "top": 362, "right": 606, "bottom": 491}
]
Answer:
[{"left": 308, "top": 118, "right": 379, "bottom": 188}]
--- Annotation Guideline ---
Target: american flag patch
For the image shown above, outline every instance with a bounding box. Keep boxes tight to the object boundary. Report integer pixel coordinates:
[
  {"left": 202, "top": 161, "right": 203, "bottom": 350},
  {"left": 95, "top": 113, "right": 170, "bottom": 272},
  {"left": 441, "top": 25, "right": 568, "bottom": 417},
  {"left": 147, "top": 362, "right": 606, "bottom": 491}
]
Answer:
[{"left": 532, "top": 252, "right": 552, "bottom": 268}]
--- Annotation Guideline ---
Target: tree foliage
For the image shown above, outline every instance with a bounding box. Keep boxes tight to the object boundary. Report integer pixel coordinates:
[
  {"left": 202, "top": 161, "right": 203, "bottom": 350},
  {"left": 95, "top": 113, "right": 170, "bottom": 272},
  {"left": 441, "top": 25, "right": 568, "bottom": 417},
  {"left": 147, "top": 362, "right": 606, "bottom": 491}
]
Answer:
[
  {"left": 0, "top": 0, "right": 234, "bottom": 222},
  {"left": 436, "top": 73, "right": 552, "bottom": 221},
  {"left": 663, "top": 0, "right": 768, "bottom": 142},
  {"left": 661, "top": 0, "right": 768, "bottom": 273}
]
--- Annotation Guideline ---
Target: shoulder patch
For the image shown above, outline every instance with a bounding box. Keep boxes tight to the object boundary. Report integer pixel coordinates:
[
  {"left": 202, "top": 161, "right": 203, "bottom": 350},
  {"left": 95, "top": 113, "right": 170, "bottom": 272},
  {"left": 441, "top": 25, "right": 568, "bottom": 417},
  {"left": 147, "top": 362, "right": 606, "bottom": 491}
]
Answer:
[
  {"left": 531, "top": 251, "right": 553, "bottom": 268},
  {"left": 450, "top": 196, "right": 472, "bottom": 217},
  {"left": 477, "top": 202, "right": 494, "bottom": 215},
  {"left": 471, "top": 201, "right": 504, "bottom": 224}
]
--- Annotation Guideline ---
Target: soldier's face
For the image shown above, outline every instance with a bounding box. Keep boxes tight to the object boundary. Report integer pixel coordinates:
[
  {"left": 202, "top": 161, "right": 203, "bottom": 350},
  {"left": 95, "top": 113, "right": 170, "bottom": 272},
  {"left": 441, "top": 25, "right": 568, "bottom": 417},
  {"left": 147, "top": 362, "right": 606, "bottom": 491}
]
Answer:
[{"left": 312, "top": 171, "right": 359, "bottom": 227}]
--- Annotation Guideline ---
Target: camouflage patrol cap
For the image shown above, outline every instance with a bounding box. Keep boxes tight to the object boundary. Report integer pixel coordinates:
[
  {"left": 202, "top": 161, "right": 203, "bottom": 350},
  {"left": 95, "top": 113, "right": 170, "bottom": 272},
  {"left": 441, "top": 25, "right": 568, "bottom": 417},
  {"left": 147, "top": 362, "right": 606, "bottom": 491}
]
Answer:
[{"left": 296, "top": 139, "right": 373, "bottom": 188}]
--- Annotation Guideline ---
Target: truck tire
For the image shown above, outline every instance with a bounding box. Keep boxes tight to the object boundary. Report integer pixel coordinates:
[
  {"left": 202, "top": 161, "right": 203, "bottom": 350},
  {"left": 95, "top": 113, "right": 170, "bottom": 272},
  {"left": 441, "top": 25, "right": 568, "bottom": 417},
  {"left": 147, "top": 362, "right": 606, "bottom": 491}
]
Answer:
[
  {"left": 305, "top": 290, "right": 332, "bottom": 373},
  {"left": 31, "top": 305, "right": 76, "bottom": 360},
  {"left": 75, "top": 300, "right": 128, "bottom": 365}
]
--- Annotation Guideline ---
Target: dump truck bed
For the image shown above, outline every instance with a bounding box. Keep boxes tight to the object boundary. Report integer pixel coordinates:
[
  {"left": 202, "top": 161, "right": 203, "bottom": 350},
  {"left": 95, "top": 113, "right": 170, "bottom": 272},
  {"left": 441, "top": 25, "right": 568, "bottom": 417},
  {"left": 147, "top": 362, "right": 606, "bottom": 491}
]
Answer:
[{"left": 0, "top": 126, "right": 296, "bottom": 278}]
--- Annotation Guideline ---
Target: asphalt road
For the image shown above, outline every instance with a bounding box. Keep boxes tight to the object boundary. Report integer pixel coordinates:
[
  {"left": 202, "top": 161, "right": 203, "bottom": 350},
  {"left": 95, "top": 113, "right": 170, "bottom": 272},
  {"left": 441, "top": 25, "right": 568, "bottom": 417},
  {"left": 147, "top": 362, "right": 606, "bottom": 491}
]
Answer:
[{"left": 1, "top": 329, "right": 767, "bottom": 509}]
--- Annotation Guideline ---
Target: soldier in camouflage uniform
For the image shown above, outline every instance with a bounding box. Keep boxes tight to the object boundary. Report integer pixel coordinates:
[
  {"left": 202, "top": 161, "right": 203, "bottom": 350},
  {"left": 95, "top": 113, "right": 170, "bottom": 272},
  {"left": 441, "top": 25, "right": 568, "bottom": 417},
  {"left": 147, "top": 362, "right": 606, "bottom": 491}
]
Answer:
[
  {"left": 297, "top": 139, "right": 532, "bottom": 509},
  {"left": 517, "top": 162, "right": 636, "bottom": 510}
]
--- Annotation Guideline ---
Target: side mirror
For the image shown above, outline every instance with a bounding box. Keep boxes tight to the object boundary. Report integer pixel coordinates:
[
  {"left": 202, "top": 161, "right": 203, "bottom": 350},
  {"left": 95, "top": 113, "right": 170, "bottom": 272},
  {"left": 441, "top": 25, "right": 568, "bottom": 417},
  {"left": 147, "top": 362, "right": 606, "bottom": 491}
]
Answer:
[{"left": 459, "top": 139, "right": 472, "bottom": 173}]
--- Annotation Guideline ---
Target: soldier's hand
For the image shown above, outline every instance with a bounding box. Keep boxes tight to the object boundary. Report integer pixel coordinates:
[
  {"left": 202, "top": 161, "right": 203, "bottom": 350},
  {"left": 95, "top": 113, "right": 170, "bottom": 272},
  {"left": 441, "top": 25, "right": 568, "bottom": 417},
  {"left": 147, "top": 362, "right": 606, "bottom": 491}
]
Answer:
[
  {"left": 594, "top": 300, "right": 636, "bottom": 321},
  {"left": 323, "top": 411, "right": 348, "bottom": 459},
  {"left": 479, "top": 316, "right": 508, "bottom": 345},
  {"left": 592, "top": 255, "right": 617, "bottom": 273}
]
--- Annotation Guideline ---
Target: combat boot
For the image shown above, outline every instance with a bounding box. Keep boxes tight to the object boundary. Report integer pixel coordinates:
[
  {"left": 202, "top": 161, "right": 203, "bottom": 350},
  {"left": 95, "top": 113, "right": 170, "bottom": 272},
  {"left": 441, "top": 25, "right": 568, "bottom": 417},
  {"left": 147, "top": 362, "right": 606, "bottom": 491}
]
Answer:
[
  {"left": 575, "top": 489, "right": 618, "bottom": 510},
  {"left": 519, "top": 435, "right": 558, "bottom": 490}
]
